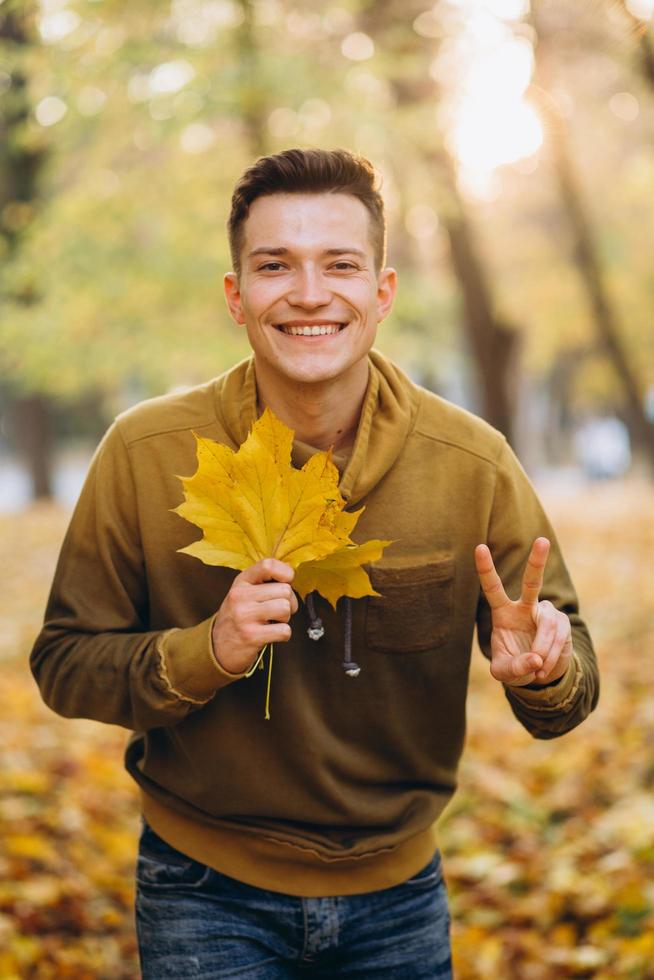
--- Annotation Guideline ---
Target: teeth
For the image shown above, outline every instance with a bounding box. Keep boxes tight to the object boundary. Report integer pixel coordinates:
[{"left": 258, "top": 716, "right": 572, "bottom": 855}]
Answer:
[{"left": 279, "top": 324, "right": 342, "bottom": 336}]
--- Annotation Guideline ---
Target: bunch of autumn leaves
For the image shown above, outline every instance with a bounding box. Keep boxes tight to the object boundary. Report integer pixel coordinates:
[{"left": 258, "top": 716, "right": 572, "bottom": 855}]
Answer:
[
  {"left": 174, "top": 409, "right": 389, "bottom": 716},
  {"left": 175, "top": 408, "right": 389, "bottom": 614}
]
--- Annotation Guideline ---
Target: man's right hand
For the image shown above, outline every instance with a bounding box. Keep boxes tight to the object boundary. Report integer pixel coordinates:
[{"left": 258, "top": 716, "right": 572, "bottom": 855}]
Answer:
[{"left": 211, "top": 558, "right": 298, "bottom": 675}]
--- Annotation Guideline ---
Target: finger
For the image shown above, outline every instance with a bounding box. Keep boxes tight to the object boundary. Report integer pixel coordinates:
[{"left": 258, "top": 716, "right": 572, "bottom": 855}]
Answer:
[
  {"left": 475, "top": 544, "right": 511, "bottom": 610},
  {"left": 255, "top": 622, "right": 293, "bottom": 644},
  {"left": 519, "top": 537, "right": 550, "bottom": 607},
  {"left": 491, "top": 650, "right": 543, "bottom": 684},
  {"left": 252, "top": 597, "right": 294, "bottom": 624},
  {"left": 240, "top": 582, "right": 296, "bottom": 606},
  {"left": 535, "top": 612, "right": 572, "bottom": 681},
  {"left": 531, "top": 600, "right": 557, "bottom": 659},
  {"left": 237, "top": 558, "right": 295, "bottom": 586}
]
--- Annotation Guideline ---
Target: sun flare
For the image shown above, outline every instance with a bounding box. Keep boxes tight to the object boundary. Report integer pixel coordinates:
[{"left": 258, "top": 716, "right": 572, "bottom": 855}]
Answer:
[{"left": 438, "top": 4, "right": 543, "bottom": 190}]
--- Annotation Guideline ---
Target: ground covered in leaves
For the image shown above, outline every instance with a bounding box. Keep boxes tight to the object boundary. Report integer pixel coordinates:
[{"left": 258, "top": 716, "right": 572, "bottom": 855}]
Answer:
[{"left": 0, "top": 479, "right": 652, "bottom": 978}]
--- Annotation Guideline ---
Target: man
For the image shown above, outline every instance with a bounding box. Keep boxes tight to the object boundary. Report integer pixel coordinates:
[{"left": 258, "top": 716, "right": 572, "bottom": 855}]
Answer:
[{"left": 31, "top": 148, "right": 599, "bottom": 979}]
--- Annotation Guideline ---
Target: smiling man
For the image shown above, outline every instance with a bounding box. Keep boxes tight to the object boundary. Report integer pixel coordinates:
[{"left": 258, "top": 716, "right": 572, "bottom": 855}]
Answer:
[
  {"left": 31, "top": 149, "right": 599, "bottom": 979},
  {"left": 223, "top": 176, "right": 397, "bottom": 454}
]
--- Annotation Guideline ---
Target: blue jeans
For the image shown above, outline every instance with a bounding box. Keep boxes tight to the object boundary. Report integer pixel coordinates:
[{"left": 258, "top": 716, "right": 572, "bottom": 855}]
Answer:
[{"left": 135, "top": 821, "right": 452, "bottom": 979}]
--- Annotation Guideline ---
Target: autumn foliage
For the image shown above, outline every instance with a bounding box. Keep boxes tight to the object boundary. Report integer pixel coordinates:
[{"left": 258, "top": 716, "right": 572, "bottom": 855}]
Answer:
[
  {"left": 175, "top": 408, "right": 390, "bottom": 609},
  {"left": 1, "top": 480, "right": 653, "bottom": 978}
]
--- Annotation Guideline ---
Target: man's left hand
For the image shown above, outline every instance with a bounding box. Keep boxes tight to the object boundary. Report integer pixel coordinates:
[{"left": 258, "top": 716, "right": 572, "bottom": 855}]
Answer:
[{"left": 474, "top": 537, "right": 573, "bottom": 688}]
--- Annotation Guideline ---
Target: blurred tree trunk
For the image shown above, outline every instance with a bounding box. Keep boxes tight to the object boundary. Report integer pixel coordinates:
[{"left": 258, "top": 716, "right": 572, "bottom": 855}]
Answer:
[
  {"left": 11, "top": 396, "right": 53, "bottom": 500},
  {"left": 532, "top": 4, "right": 654, "bottom": 466},
  {"left": 544, "top": 346, "right": 592, "bottom": 464},
  {"left": 358, "top": 0, "right": 520, "bottom": 444},
  {"left": 234, "top": 0, "right": 269, "bottom": 158},
  {"left": 615, "top": 1, "right": 654, "bottom": 88},
  {"left": 551, "top": 131, "right": 654, "bottom": 458},
  {"left": 0, "top": 4, "right": 52, "bottom": 498},
  {"left": 431, "top": 149, "right": 520, "bottom": 443}
]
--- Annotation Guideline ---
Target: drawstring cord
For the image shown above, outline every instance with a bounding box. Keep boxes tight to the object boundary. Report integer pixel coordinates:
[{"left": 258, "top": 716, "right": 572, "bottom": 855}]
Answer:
[
  {"left": 249, "top": 593, "right": 361, "bottom": 720},
  {"left": 305, "top": 592, "right": 360, "bottom": 677},
  {"left": 341, "top": 597, "right": 360, "bottom": 676},
  {"left": 305, "top": 593, "right": 325, "bottom": 641}
]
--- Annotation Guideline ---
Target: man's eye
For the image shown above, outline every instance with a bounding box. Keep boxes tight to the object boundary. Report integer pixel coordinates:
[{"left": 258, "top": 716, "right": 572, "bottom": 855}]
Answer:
[
  {"left": 331, "top": 262, "right": 357, "bottom": 271},
  {"left": 257, "top": 262, "right": 286, "bottom": 272}
]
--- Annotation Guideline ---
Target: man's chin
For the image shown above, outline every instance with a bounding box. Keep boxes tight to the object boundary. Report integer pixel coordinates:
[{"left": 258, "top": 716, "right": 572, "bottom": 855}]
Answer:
[{"left": 272, "top": 357, "right": 354, "bottom": 387}]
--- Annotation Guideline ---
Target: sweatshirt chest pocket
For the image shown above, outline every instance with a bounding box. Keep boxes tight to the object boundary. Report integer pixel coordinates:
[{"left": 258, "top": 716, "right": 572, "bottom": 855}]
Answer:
[{"left": 365, "top": 558, "right": 455, "bottom": 653}]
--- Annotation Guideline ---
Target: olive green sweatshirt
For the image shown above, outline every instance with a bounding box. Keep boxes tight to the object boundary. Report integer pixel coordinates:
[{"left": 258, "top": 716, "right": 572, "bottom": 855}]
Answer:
[{"left": 30, "top": 351, "right": 598, "bottom": 896}]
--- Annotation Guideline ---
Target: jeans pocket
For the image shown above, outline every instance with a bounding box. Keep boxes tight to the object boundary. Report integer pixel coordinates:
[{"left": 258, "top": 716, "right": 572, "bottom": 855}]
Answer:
[
  {"left": 136, "top": 821, "right": 212, "bottom": 890},
  {"left": 405, "top": 852, "right": 444, "bottom": 889}
]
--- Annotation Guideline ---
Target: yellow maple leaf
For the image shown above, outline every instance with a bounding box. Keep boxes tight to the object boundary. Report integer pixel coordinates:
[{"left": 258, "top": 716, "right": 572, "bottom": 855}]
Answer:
[
  {"left": 174, "top": 408, "right": 389, "bottom": 606},
  {"left": 293, "top": 540, "right": 389, "bottom": 610}
]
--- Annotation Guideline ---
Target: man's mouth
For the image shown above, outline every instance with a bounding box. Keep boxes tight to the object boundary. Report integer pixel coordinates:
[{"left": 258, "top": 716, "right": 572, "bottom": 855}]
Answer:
[{"left": 275, "top": 323, "right": 346, "bottom": 336}]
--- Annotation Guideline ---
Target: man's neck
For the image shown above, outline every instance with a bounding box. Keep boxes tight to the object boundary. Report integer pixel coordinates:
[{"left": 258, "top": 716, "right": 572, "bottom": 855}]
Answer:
[{"left": 253, "top": 364, "right": 369, "bottom": 452}]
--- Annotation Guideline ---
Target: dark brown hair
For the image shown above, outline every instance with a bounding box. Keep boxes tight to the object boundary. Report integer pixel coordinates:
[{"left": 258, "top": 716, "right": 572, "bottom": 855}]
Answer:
[{"left": 227, "top": 148, "right": 386, "bottom": 275}]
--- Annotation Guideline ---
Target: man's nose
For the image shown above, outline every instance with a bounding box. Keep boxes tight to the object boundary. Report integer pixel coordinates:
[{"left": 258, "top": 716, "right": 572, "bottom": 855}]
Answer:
[{"left": 287, "top": 268, "right": 330, "bottom": 307}]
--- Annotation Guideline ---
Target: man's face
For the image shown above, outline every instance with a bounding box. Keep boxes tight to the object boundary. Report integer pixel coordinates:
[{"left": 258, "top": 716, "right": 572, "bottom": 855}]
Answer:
[{"left": 224, "top": 193, "right": 396, "bottom": 389}]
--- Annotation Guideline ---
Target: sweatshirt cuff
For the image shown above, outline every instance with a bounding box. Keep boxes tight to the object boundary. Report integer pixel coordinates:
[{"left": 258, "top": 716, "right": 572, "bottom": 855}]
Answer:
[
  {"left": 506, "top": 652, "right": 582, "bottom": 712},
  {"left": 156, "top": 616, "right": 247, "bottom": 704}
]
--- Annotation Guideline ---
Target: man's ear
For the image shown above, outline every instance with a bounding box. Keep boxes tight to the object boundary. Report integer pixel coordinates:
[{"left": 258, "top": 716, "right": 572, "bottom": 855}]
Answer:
[
  {"left": 376, "top": 267, "right": 397, "bottom": 323},
  {"left": 224, "top": 272, "right": 246, "bottom": 325}
]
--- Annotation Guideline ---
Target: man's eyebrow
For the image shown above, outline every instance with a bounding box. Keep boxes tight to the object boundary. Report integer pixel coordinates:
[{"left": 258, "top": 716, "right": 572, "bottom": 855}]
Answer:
[
  {"left": 246, "top": 246, "right": 367, "bottom": 259},
  {"left": 247, "top": 247, "right": 289, "bottom": 258},
  {"left": 325, "top": 248, "right": 367, "bottom": 259}
]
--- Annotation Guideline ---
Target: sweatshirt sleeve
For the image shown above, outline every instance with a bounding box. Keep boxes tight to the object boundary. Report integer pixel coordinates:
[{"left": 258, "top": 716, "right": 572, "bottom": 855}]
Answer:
[
  {"left": 475, "top": 439, "right": 599, "bottom": 739},
  {"left": 30, "top": 423, "right": 244, "bottom": 732}
]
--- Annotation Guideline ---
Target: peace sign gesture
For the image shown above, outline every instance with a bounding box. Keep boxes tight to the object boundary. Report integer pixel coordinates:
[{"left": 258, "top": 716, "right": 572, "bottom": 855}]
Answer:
[{"left": 475, "top": 537, "right": 573, "bottom": 688}]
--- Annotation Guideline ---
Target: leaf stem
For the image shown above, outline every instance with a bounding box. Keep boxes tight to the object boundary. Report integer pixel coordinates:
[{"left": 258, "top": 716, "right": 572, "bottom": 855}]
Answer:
[
  {"left": 244, "top": 644, "right": 275, "bottom": 719},
  {"left": 245, "top": 644, "right": 268, "bottom": 678},
  {"left": 265, "top": 645, "right": 274, "bottom": 721}
]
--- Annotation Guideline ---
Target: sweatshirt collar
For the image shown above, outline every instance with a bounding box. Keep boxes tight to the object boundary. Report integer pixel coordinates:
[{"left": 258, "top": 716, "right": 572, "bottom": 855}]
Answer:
[{"left": 215, "top": 349, "right": 418, "bottom": 506}]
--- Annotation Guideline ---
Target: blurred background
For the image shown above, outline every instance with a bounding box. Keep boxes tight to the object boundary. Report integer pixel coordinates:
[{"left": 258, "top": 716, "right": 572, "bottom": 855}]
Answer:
[
  {"left": 2, "top": 0, "right": 654, "bottom": 499},
  {"left": 1, "top": 0, "right": 653, "bottom": 977}
]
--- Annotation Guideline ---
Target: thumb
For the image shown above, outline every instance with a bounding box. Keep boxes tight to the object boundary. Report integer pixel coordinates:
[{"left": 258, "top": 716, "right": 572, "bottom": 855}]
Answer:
[{"left": 237, "top": 558, "right": 295, "bottom": 586}]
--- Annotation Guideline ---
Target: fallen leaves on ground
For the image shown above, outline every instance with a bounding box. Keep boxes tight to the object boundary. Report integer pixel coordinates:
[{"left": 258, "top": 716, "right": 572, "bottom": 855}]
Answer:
[
  {"left": 0, "top": 479, "right": 653, "bottom": 978},
  {"left": 0, "top": 505, "right": 139, "bottom": 979},
  {"left": 442, "top": 479, "right": 654, "bottom": 980}
]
